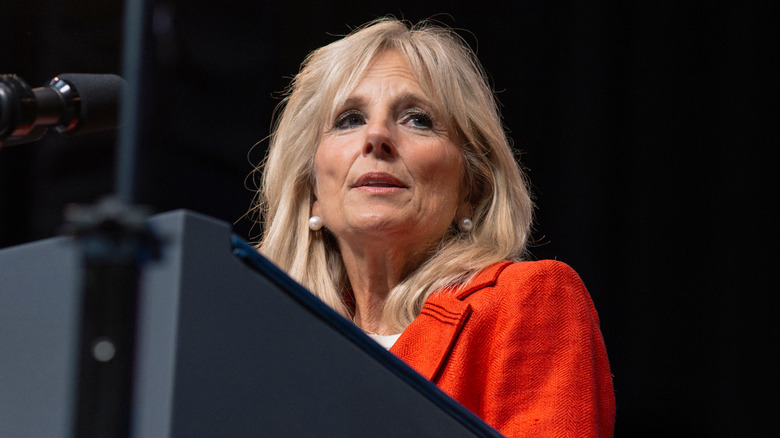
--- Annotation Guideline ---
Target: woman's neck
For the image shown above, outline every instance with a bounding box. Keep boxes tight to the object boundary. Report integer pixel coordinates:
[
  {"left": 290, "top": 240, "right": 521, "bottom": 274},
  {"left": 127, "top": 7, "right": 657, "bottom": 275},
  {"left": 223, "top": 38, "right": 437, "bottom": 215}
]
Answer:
[{"left": 339, "top": 239, "right": 422, "bottom": 336}]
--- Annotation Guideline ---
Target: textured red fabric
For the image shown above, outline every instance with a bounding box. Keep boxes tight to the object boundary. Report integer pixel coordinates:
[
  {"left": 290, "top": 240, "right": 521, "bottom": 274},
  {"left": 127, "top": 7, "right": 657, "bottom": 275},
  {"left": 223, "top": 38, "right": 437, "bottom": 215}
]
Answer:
[{"left": 390, "top": 260, "right": 615, "bottom": 437}]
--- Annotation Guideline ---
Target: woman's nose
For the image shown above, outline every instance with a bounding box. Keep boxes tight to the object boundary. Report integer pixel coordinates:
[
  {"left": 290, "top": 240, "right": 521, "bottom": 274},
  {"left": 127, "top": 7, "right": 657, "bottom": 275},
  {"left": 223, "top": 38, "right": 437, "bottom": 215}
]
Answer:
[{"left": 362, "top": 116, "right": 397, "bottom": 159}]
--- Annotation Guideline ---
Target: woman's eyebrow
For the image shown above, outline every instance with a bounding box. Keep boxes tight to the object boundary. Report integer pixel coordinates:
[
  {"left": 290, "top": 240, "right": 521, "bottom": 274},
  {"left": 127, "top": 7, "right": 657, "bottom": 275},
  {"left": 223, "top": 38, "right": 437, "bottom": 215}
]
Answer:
[
  {"left": 338, "top": 96, "right": 366, "bottom": 110},
  {"left": 334, "top": 91, "right": 437, "bottom": 116},
  {"left": 390, "top": 90, "right": 433, "bottom": 106}
]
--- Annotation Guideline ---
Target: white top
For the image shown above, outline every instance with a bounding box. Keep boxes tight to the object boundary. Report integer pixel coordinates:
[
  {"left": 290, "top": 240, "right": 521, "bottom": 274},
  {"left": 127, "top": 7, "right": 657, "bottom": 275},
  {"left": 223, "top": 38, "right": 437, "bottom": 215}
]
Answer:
[{"left": 367, "top": 333, "right": 402, "bottom": 349}]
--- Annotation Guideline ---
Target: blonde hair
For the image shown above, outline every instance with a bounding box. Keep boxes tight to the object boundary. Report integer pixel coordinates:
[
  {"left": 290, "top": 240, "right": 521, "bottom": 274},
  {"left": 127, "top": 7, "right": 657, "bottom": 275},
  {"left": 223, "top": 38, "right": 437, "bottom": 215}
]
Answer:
[{"left": 254, "top": 17, "right": 533, "bottom": 332}]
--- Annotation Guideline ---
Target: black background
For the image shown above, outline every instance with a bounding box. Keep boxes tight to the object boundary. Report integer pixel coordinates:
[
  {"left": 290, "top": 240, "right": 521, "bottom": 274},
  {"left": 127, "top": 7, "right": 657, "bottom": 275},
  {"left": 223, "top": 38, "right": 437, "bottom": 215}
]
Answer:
[{"left": 1, "top": 1, "right": 775, "bottom": 436}]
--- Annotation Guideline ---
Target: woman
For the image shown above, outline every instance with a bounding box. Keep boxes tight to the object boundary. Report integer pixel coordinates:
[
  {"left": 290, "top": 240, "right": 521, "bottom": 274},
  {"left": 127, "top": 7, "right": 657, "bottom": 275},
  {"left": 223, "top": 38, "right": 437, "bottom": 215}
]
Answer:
[{"left": 253, "top": 17, "right": 615, "bottom": 437}]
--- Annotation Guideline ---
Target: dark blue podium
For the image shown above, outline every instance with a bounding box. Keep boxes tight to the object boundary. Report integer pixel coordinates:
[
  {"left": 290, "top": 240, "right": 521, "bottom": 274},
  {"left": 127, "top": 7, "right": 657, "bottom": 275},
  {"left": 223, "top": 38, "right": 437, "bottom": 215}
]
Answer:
[{"left": 0, "top": 210, "right": 501, "bottom": 437}]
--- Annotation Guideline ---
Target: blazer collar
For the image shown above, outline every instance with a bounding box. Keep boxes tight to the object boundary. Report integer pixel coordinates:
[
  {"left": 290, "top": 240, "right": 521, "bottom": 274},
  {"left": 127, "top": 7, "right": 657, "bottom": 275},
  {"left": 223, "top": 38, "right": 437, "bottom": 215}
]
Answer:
[
  {"left": 390, "top": 261, "right": 512, "bottom": 381},
  {"left": 456, "top": 261, "right": 512, "bottom": 300}
]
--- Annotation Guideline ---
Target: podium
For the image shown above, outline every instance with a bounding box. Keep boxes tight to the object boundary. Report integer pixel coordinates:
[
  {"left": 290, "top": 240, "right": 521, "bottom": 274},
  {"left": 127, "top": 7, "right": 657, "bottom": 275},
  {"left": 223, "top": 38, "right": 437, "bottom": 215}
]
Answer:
[{"left": 0, "top": 210, "right": 501, "bottom": 437}]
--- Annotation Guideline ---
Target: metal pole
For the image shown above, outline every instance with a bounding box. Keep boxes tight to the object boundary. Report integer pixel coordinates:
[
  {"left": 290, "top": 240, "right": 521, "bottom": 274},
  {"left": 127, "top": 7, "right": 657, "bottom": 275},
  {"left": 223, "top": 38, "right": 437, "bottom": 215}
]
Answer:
[
  {"left": 115, "top": 0, "right": 152, "bottom": 205},
  {"left": 70, "top": 1, "right": 157, "bottom": 436}
]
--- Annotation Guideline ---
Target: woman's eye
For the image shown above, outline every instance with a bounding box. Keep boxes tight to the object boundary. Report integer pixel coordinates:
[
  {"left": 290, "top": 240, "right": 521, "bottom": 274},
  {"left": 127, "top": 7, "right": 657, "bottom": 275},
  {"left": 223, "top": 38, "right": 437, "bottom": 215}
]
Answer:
[
  {"left": 334, "top": 111, "right": 364, "bottom": 130},
  {"left": 404, "top": 111, "right": 433, "bottom": 129}
]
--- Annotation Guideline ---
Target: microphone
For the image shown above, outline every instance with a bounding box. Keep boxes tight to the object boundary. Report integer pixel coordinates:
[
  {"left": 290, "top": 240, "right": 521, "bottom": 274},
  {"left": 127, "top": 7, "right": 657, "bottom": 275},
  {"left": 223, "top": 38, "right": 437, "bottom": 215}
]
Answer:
[{"left": 0, "top": 73, "right": 125, "bottom": 147}]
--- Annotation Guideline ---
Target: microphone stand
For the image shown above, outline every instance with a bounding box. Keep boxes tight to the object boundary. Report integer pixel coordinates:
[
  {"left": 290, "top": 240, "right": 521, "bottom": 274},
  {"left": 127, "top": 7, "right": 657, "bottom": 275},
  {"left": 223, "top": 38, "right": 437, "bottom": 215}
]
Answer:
[
  {"left": 65, "top": 199, "right": 159, "bottom": 438},
  {"left": 65, "top": 0, "right": 158, "bottom": 437}
]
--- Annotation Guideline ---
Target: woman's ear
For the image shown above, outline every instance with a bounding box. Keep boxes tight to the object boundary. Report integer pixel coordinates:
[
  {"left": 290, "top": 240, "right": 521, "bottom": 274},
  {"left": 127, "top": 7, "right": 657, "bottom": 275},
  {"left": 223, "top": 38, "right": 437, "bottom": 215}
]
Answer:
[
  {"left": 455, "top": 202, "right": 472, "bottom": 221},
  {"left": 310, "top": 175, "right": 321, "bottom": 216},
  {"left": 458, "top": 176, "right": 473, "bottom": 216},
  {"left": 454, "top": 201, "right": 474, "bottom": 233},
  {"left": 311, "top": 198, "right": 321, "bottom": 218}
]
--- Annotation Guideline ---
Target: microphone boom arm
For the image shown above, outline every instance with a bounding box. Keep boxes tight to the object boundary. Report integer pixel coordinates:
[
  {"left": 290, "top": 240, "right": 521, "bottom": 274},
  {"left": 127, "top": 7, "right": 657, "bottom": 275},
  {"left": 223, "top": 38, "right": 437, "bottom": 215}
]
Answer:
[{"left": 0, "top": 73, "right": 124, "bottom": 148}]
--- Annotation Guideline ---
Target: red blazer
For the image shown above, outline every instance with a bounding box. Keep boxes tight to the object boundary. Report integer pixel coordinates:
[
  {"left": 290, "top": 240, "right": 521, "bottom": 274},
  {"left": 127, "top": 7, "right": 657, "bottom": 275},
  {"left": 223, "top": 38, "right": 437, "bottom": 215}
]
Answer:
[{"left": 390, "top": 260, "right": 615, "bottom": 437}]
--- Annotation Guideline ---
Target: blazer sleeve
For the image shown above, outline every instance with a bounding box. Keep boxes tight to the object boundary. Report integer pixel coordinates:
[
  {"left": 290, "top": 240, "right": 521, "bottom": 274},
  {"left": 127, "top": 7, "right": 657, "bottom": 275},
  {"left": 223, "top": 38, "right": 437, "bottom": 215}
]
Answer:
[{"left": 479, "top": 260, "right": 615, "bottom": 437}]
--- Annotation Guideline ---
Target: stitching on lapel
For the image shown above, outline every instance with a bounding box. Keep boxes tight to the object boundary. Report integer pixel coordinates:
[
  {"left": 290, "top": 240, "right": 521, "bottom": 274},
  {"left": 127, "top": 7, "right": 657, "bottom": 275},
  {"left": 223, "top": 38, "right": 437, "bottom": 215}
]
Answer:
[
  {"left": 420, "top": 301, "right": 463, "bottom": 324},
  {"left": 418, "top": 299, "right": 473, "bottom": 382}
]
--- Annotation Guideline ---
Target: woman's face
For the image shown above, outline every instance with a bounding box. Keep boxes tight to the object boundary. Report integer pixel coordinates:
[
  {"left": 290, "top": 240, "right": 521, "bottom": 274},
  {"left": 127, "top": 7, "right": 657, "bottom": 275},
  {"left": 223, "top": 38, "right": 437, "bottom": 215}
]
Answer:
[{"left": 313, "top": 50, "right": 466, "bottom": 249}]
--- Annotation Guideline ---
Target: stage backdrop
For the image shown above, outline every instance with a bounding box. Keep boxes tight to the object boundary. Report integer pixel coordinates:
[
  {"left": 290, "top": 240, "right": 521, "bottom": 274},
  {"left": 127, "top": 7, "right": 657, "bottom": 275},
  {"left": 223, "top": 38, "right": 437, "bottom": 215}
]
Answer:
[{"left": 0, "top": 1, "right": 774, "bottom": 436}]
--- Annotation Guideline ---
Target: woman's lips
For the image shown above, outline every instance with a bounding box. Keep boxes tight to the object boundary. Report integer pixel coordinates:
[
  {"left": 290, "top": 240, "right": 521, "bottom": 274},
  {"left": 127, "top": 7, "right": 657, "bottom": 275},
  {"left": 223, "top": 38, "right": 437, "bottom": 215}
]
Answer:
[{"left": 353, "top": 172, "right": 408, "bottom": 189}]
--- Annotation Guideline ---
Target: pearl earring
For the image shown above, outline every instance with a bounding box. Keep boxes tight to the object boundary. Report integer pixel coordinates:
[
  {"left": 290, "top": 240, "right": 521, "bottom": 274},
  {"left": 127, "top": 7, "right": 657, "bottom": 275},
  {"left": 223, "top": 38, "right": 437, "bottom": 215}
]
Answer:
[
  {"left": 309, "top": 216, "right": 323, "bottom": 231},
  {"left": 458, "top": 217, "right": 474, "bottom": 233}
]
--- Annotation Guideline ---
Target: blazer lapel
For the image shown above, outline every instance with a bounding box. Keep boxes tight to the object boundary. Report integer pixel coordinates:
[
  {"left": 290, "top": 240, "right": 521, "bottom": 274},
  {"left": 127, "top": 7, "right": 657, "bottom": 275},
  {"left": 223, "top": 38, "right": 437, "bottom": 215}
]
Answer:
[
  {"left": 456, "top": 261, "right": 512, "bottom": 300},
  {"left": 390, "top": 296, "right": 471, "bottom": 382},
  {"left": 390, "top": 261, "right": 512, "bottom": 381}
]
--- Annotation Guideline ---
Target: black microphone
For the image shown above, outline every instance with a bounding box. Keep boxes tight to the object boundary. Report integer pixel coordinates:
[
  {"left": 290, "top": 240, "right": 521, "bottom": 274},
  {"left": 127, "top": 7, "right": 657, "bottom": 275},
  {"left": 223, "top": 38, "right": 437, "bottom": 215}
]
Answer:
[{"left": 0, "top": 73, "right": 125, "bottom": 147}]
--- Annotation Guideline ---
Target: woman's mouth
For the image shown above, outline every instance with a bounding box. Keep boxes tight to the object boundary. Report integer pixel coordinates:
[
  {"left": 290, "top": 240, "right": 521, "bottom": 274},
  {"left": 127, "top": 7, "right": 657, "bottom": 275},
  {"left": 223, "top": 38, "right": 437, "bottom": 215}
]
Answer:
[{"left": 353, "top": 172, "right": 408, "bottom": 189}]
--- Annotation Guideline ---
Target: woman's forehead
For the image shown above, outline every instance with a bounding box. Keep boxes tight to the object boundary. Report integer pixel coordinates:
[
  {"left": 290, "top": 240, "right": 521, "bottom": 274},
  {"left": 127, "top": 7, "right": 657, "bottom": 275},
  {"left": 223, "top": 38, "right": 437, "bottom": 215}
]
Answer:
[{"left": 328, "top": 49, "right": 443, "bottom": 115}]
